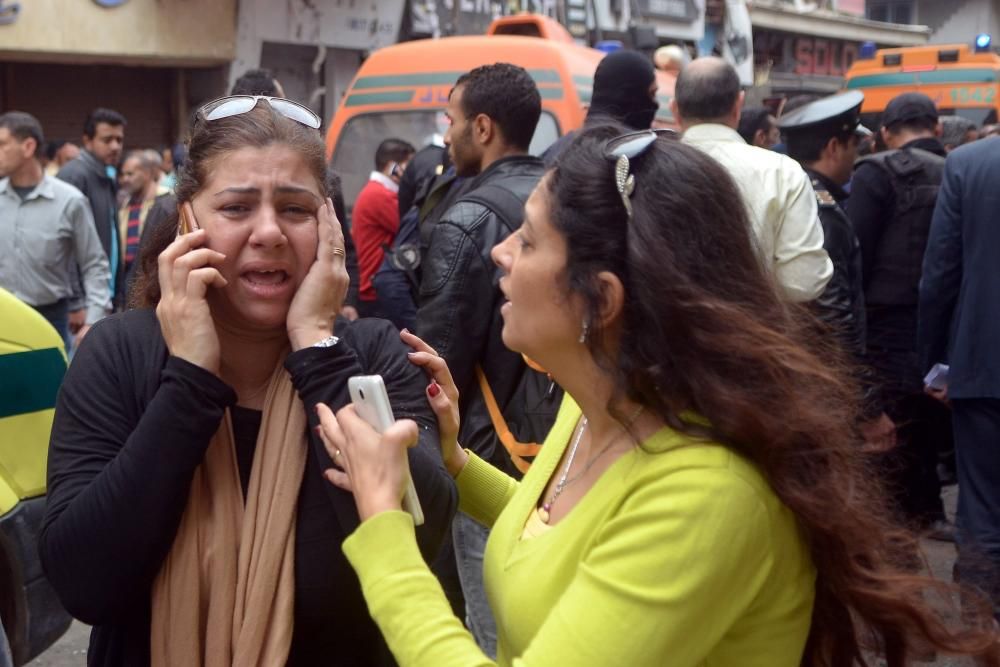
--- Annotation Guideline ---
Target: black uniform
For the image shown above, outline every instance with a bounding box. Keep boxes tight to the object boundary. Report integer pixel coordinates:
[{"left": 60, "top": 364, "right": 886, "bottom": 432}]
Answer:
[{"left": 778, "top": 92, "right": 871, "bottom": 392}]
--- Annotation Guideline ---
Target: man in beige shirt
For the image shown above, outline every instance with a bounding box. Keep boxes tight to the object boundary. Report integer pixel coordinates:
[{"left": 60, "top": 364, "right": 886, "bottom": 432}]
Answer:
[{"left": 673, "top": 57, "right": 832, "bottom": 303}]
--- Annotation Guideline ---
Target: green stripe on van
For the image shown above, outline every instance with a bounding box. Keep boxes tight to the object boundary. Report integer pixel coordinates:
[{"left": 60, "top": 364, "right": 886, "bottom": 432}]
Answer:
[
  {"left": 846, "top": 68, "right": 999, "bottom": 89},
  {"left": 572, "top": 75, "right": 592, "bottom": 87},
  {"left": 539, "top": 87, "right": 564, "bottom": 100},
  {"left": 345, "top": 91, "right": 417, "bottom": 106},
  {"left": 352, "top": 69, "right": 562, "bottom": 91},
  {"left": 0, "top": 348, "right": 66, "bottom": 419}
]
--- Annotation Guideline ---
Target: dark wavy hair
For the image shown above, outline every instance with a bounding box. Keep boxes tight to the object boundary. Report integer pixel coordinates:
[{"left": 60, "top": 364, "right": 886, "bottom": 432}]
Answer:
[
  {"left": 546, "top": 124, "right": 999, "bottom": 666},
  {"left": 128, "top": 101, "right": 328, "bottom": 309}
]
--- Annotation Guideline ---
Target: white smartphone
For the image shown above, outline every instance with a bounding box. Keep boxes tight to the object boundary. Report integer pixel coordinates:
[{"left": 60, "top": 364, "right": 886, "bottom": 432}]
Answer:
[
  {"left": 924, "top": 363, "right": 950, "bottom": 391},
  {"left": 348, "top": 375, "right": 425, "bottom": 525}
]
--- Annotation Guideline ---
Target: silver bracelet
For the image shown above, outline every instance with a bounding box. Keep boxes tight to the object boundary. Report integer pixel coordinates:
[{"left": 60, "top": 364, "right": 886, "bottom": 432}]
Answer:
[{"left": 311, "top": 335, "right": 340, "bottom": 348}]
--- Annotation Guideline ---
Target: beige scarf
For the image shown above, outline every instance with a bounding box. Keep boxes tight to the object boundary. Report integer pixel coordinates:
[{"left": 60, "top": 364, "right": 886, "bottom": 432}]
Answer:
[{"left": 151, "top": 359, "right": 308, "bottom": 667}]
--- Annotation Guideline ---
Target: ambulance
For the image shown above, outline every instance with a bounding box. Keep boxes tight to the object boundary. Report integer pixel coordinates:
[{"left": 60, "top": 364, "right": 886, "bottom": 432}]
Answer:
[
  {"left": 0, "top": 289, "right": 71, "bottom": 664},
  {"left": 844, "top": 36, "right": 1000, "bottom": 130},
  {"left": 326, "top": 13, "right": 677, "bottom": 209}
]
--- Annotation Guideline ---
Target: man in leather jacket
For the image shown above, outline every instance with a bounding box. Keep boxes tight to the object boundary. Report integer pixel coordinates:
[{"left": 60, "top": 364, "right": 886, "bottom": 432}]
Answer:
[
  {"left": 847, "top": 92, "right": 953, "bottom": 539},
  {"left": 780, "top": 92, "right": 895, "bottom": 453},
  {"left": 414, "top": 63, "right": 546, "bottom": 659}
]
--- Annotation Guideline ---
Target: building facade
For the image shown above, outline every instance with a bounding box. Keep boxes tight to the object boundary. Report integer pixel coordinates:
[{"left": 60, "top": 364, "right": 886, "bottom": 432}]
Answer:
[{"left": 0, "top": 0, "right": 236, "bottom": 149}]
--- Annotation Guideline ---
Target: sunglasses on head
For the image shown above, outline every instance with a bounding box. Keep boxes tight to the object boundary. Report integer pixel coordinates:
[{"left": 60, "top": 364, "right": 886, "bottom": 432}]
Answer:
[
  {"left": 197, "top": 95, "right": 322, "bottom": 130},
  {"left": 603, "top": 128, "right": 677, "bottom": 221}
]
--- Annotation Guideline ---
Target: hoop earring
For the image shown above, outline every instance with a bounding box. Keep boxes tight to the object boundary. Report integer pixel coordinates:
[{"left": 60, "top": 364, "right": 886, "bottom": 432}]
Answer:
[{"left": 578, "top": 320, "right": 590, "bottom": 344}]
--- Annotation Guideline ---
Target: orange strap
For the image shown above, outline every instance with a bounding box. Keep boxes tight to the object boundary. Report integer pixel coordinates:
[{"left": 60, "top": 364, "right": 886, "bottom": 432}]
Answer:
[{"left": 475, "top": 365, "right": 543, "bottom": 473}]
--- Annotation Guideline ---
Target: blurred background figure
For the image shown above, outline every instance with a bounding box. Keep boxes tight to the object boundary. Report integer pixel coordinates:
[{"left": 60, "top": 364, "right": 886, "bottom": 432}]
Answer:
[
  {"left": 737, "top": 106, "right": 779, "bottom": 149},
  {"left": 939, "top": 115, "right": 979, "bottom": 152},
  {"left": 653, "top": 44, "right": 689, "bottom": 74},
  {"left": 44, "top": 139, "right": 80, "bottom": 177}
]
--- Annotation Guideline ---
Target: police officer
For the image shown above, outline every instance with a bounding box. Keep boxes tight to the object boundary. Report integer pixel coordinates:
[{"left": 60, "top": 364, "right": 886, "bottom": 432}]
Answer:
[
  {"left": 779, "top": 91, "right": 896, "bottom": 454},
  {"left": 844, "top": 92, "right": 953, "bottom": 540}
]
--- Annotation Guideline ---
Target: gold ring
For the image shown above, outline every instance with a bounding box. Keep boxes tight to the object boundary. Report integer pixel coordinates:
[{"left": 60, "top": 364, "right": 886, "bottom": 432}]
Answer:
[{"left": 332, "top": 247, "right": 346, "bottom": 257}]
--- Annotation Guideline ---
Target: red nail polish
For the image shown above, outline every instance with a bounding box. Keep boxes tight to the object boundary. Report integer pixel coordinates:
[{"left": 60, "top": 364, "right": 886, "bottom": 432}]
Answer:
[
  {"left": 314, "top": 425, "right": 322, "bottom": 434},
  {"left": 427, "top": 382, "right": 440, "bottom": 398}
]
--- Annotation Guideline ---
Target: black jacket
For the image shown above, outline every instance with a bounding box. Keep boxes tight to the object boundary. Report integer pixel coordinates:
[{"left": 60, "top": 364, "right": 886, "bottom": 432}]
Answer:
[
  {"left": 847, "top": 138, "right": 946, "bottom": 394},
  {"left": 40, "top": 310, "right": 456, "bottom": 666},
  {"left": 415, "top": 155, "right": 546, "bottom": 476},
  {"left": 810, "top": 169, "right": 866, "bottom": 359},
  {"left": 57, "top": 150, "right": 124, "bottom": 307},
  {"left": 919, "top": 137, "right": 1000, "bottom": 399},
  {"left": 808, "top": 169, "right": 879, "bottom": 415}
]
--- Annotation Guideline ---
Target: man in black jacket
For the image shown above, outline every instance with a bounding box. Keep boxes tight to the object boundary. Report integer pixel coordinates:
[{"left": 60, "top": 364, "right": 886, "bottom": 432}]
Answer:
[
  {"left": 847, "top": 92, "right": 952, "bottom": 539},
  {"left": 780, "top": 91, "right": 895, "bottom": 451},
  {"left": 58, "top": 108, "right": 127, "bottom": 313},
  {"left": 415, "top": 63, "right": 546, "bottom": 659}
]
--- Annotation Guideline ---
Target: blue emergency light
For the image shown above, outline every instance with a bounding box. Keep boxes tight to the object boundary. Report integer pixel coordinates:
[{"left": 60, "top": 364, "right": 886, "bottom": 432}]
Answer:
[
  {"left": 975, "top": 33, "right": 992, "bottom": 53},
  {"left": 859, "top": 41, "right": 877, "bottom": 59},
  {"left": 595, "top": 40, "right": 623, "bottom": 54}
]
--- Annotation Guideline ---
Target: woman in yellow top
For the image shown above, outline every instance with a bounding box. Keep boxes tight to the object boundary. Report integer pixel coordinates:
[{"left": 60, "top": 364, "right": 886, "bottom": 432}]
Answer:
[{"left": 318, "top": 125, "right": 1000, "bottom": 666}]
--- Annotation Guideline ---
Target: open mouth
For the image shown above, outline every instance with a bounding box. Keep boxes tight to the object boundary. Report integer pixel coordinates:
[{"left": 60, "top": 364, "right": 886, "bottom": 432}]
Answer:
[{"left": 243, "top": 269, "right": 289, "bottom": 285}]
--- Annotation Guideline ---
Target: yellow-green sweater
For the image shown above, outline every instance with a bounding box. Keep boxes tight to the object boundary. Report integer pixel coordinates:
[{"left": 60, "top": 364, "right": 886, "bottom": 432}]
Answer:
[{"left": 343, "top": 396, "right": 816, "bottom": 666}]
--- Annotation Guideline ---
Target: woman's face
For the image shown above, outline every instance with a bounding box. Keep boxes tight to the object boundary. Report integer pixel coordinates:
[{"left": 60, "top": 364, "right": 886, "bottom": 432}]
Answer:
[
  {"left": 491, "top": 181, "right": 583, "bottom": 360},
  {"left": 189, "top": 144, "right": 322, "bottom": 333}
]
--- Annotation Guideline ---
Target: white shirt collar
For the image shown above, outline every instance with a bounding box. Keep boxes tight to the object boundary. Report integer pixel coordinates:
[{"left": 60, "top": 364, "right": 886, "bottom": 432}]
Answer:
[
  {"left": 369, "top": 171, "right": 399, "bottom": 193},
  {"left": 682, "top": 123, "right": 745, "bottom": 144}
]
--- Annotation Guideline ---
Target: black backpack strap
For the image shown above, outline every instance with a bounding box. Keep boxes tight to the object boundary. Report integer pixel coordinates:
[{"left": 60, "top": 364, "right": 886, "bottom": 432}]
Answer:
[{"left": 457, "top": 183, "right": 529, "bottom": 233}]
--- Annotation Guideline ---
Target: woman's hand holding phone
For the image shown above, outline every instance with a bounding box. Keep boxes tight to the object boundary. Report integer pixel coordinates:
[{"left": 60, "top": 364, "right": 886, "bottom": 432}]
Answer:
[
  {"left": 317, "top": 403, "right": 420, "bottom": 522},
  {"left": 287, "top": 198, "right": 350, "bottom": 350},
  {"left": 156, "top": 202, "right": 227, "bottom": 375}
]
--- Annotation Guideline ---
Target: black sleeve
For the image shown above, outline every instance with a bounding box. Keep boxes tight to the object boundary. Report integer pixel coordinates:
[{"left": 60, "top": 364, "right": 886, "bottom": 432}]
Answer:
[
  {"left": 846, "top": 164, "right": 893, "bottom": 290},
  {"left": 285, "top": 319, "right": 456, "bottom": 561},
  {"left": 40, "top": 319, "right": 236, "bottom": 624},
  {"left": 813, "top": 213, "right": 865, "bottom": 360},
  {"left": 415, "top": 210, "right": 494, "bottom": 399}
]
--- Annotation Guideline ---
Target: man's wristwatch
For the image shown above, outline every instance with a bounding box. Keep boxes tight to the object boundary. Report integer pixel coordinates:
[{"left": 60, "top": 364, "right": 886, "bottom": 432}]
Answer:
[{"left": 312, "top": 335, "right": 340, "bottom": 348}]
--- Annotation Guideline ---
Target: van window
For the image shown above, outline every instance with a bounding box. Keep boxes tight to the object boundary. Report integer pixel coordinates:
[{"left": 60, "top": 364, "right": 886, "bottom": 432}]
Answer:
[{"left": 332, "top": 111, "right": 560, "bottom": 210}]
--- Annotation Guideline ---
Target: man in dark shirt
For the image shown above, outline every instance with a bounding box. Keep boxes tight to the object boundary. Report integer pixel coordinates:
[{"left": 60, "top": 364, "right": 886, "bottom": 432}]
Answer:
[{"left": 847, "top": 92, "right": 952, "bottom": 539}]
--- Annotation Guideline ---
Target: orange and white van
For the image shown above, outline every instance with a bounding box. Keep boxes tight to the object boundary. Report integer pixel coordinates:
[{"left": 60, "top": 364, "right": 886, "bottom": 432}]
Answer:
[
  {"left": 844, "top": 42, "right": 1000, "bottom": 130},
  {"left": 325, "top": 13, "right": 676, "bottom": 209}
]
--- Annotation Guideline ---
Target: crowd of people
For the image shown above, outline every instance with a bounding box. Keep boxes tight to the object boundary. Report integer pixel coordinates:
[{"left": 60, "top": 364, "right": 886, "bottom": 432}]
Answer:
[{"left": 0, "top": 51, "right": 998, "bottom": 666}]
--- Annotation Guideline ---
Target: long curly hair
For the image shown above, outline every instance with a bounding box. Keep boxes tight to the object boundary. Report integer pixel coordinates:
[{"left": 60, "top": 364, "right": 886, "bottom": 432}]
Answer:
[{"left": 546, "top": 124, "right": 999, "bottom": 666}]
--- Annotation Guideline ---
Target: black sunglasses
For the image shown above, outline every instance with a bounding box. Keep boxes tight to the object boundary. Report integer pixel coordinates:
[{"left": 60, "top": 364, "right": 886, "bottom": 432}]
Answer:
[{"left": 603, "top": 129, "right": 678, "bottom": 220}]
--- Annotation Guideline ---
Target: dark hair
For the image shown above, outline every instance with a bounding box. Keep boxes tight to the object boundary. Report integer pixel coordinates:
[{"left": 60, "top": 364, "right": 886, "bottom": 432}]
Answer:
[
  {"left": 129, "top": 101, "right": 328, "bottom": 308},
  {"left": 374, "top": 138, "right": 416, "bottom": 171},
  {"left": 0, "top": 111, "right": 44, "bottom": 158},
  {"left": 45, "top": 138, "right": 70, "bottom": 161},
  {"left": 231, "top": 68, "right": 282, "bottom": 97},
  {"left": 546, "top": 124, "right": 1000, "bottom": 667},
  {"left": 736, "top": 107, "right": 772, "bottom": 144},
  {"left": 83, "top": 108, "right": 126, "bottom": 138},
  {"left": 452, "top": 63, "right": 541, "bottom": 150},
  {"left": 674, "top": 58, "right": 740, "bottom": 121},
  {"left": 786, "top": 126, "right": 854, "bottom": 163}
]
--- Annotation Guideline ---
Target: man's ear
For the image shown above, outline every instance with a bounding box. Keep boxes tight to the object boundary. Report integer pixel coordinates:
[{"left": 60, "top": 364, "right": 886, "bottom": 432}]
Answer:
[
  {"left": 934, "top": 120, "right": 943, "bottom": 138},
  {"left": 473, "top": 113, "right": 494, "bottom": 146},
  {"left": 22, "top": 137, "right": 38, "bottom": 161},
  {"left": 670, "top": 99, "right": 682, "bottom": 127}
]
